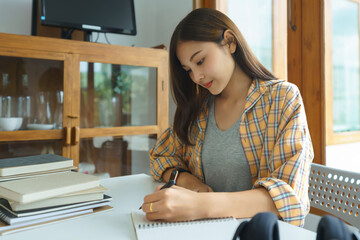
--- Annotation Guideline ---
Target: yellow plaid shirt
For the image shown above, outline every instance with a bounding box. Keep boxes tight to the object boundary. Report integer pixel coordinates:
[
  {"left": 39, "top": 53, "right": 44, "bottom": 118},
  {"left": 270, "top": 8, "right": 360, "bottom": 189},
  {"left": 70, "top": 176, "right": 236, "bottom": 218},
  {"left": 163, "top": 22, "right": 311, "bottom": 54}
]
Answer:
[{"left": 149, "top": 79, "right": 314, "bottom": 227}]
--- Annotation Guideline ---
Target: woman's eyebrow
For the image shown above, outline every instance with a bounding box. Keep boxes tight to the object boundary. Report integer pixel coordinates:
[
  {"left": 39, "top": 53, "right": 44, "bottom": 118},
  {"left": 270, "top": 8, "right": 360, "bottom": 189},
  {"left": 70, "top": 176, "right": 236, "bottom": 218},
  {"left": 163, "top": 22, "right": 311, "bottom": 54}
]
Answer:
[{"left": 190, "top": 50, "right": 202, "bottom": 62}]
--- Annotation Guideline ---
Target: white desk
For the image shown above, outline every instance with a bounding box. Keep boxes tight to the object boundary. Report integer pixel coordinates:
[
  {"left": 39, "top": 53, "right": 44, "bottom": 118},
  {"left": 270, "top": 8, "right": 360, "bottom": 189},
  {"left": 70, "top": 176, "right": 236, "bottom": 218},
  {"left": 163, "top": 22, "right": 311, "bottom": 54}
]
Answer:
[{"left": 1, "top": 174, "right": 316, "bottom": 240}]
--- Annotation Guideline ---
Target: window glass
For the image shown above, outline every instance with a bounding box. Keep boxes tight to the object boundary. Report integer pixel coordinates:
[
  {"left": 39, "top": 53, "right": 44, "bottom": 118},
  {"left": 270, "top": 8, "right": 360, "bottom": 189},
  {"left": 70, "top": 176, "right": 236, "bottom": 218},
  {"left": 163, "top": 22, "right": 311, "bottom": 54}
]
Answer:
[
  {"left": 332, "top": 0, "right": 360, "bottom": 132},
  {"left": 227, "top": 0, "right": 273, "bottom": 71},
  {"left": 325, "top": 0, "right": 360, "bottom": 172}
]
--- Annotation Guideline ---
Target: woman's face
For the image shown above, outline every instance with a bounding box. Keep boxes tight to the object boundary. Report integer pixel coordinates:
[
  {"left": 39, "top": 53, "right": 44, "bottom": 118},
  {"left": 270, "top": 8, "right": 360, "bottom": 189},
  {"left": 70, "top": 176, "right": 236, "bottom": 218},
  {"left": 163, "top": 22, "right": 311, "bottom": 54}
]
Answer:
[{"left": 176, "top": 40, "right": 236, "bottom": 95}]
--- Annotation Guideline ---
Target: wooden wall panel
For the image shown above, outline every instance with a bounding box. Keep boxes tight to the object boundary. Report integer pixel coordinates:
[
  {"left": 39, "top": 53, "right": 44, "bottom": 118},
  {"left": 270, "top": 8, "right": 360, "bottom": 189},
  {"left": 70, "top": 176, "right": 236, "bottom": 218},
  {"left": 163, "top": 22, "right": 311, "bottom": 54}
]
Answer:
[{"left": 288, "top": 0, "right": 325, "bottom": 165}]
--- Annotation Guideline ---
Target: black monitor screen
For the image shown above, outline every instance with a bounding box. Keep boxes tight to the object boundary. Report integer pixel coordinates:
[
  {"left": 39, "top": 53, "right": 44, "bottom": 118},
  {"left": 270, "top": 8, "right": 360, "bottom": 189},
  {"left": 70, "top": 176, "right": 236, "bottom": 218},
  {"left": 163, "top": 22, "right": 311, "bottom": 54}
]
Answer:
[{"left": 40, "top": 0, "right": 136, "bottom": 35}]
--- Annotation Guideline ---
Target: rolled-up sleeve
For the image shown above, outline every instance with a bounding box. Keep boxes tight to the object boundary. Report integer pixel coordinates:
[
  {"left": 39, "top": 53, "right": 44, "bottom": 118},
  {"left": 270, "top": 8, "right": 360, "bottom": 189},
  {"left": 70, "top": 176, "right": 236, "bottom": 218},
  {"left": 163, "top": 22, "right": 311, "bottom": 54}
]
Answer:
[
  {"left": 149, "top": 126, "right": 188, "bottom": 181},
  {"left": 254, "top": 84, "right": 314, "bottom": 227}
]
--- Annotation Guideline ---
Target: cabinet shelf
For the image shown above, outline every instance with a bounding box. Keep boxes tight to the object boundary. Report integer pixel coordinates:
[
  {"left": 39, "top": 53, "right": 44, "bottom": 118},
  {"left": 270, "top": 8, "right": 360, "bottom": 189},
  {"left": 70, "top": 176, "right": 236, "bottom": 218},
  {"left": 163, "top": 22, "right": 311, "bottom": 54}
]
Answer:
[{"left": 0, "top": 33, "right": 169, "bottom": 177}]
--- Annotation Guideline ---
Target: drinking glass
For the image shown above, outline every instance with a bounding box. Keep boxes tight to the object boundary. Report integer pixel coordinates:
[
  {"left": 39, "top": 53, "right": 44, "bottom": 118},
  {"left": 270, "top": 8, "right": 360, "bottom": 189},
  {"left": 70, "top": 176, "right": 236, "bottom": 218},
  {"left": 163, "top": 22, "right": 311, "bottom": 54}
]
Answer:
[
  {"left": 17, "top": 96, "right": 31, "bottom": 129},
  {"left": 54, "top": 90, "right": 63, "bottom": 129},
  {"left": 0, "top": 95, "right": 2, "bottom": 118},
  {"left": 34, "top": 92, "right": 52, "bottom": 125},
  {"left": 2, "top": 96, "right": 12, "bottom": 117}
]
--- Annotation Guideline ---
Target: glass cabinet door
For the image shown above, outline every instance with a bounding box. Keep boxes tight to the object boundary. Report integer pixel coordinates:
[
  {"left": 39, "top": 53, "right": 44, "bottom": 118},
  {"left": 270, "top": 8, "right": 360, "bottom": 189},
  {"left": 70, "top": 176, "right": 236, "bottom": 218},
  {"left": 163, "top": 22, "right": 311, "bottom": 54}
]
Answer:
[
  {"left": 80, "top": 62, "right": 157, "bottom": 128},
  {"left": 0, "top": 55, "right": 66, "bottom": 159},
  {"left": 79, "top": 134, "right": 157, "bottom": 178},
  {"left": 0, "top": 140, "right": 63, "bottom": 159},
  {"left": 79, "top": 61, "right": 158, "bottom": 177},
  {"left": 0, "top": 33, "right": 169, "bottom": 172}
]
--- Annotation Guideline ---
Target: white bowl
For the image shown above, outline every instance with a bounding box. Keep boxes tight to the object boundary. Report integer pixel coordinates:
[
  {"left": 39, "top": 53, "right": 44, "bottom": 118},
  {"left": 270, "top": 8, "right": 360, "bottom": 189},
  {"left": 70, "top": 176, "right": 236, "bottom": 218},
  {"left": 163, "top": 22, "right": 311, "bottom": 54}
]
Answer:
[
  {"left": 0, "top": 117, "right": 23, "bottom": 131},
  {"left": 27, "top": 123, "right": 55, "bottom": 130}
]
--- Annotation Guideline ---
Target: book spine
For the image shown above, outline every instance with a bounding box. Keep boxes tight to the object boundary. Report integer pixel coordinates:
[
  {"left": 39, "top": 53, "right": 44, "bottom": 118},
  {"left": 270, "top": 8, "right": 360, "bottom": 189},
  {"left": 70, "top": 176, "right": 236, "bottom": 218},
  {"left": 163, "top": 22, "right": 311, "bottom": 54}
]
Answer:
[
  {"left": 0, "top": 160, "right": 73, "bottom": 177},
  {"left": 0, "top": 210, "right": 11, "bottom": 224}
]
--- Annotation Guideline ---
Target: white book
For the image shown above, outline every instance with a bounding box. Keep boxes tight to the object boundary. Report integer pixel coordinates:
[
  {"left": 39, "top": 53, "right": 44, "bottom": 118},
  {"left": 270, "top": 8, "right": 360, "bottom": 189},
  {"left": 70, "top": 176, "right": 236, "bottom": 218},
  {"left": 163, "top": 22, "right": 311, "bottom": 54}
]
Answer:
[
  {"left": 0, "top": 208, "right": 93, "bottom": 232},
  {"left": 0, "top": 195, "right": 112, "bottom": 217},
  {"left": 9, "top": 185, "right": 107, "bottom": 211},
  {"left": 0, "top": 201, "right": 110, "bottom": 224},
  {"left": 0, "top": 205, "right": 113, "bottom": 236},
  {"left": 0, "top": 166, "right": 76, "bottom": 182},
  {"left": 131, "top": 211, "right": 240, "bottom": 240},
  {"left": 0, "top": 154, "right": 73, "bottom": 177},
  {"left": 0, "top": 172, "right": 99, "bottom": 204}
]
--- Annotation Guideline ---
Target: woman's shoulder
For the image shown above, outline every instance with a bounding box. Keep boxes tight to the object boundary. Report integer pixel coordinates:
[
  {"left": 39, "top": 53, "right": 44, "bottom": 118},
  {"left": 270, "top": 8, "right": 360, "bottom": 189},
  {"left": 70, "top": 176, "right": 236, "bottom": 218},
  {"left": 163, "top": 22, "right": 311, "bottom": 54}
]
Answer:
[
  {"left": 259, "top": 79, "right": 300, "bottom": 97},
  {"left": 256, "top": 79, "right": 302, "bottom": 108}
]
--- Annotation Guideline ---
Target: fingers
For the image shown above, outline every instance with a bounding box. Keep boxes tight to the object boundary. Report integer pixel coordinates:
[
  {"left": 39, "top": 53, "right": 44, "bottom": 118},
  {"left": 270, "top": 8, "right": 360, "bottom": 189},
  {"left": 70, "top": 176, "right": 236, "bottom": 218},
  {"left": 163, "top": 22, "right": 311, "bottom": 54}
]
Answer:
[
  {"left": 154, "top": 185, "right": 164, "bottom": 192},
  {"left": 146, "top": 211, "right": 166, "bottom": 221},
  {"left": 142, "top": 190, "right": 167, "bottom": 213},
  {"left": 141, "top": 186, "right": 195, "bottom": 222},
  {"left": 144, "top": 185, "right": 182, "bottom": 203},
  {"left": 142, "top": 201, "right": 173, "bottom": 221},
  {"left": 141, "top": 186, "right": 185, "bottom": 215},
  {"left": 143, "top": 190, "right": 163, "bottom": 205},
  {"left": 140, "top": 186, "right": 165, "bottom": 211},
  {"left": 142, "top": 201, "right": 160, "bottom": 213}
]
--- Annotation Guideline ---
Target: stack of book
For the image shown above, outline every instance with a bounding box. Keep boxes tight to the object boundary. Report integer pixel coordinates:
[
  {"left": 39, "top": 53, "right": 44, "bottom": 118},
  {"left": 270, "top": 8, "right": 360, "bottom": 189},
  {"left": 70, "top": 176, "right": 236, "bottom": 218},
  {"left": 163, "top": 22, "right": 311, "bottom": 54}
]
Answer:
[{"left": 0, "top": 154, "right": 113, "bottom": 235}]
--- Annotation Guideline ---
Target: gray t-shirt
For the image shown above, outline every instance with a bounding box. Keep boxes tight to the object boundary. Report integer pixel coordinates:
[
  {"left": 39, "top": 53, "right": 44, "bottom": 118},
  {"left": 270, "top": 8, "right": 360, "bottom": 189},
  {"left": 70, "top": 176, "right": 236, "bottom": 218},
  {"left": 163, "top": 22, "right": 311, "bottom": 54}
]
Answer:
[{"left": 201, "top": 97, "right": 253, "bottom": 192}]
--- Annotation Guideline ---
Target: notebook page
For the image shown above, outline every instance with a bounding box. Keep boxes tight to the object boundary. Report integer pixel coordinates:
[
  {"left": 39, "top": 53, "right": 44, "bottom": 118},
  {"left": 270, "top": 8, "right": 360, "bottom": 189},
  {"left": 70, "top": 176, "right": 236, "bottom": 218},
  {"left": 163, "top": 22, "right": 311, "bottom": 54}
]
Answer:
[{"left": 131, "top": 211, "right": 240, "bottom": 240}]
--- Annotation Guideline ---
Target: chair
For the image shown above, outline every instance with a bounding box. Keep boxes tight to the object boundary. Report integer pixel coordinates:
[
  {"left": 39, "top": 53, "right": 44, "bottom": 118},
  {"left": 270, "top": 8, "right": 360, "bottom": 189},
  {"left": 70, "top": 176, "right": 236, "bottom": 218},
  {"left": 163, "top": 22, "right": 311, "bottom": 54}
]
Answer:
[{"left": 309, "top": 163, "right": 360, "bottom": 230}]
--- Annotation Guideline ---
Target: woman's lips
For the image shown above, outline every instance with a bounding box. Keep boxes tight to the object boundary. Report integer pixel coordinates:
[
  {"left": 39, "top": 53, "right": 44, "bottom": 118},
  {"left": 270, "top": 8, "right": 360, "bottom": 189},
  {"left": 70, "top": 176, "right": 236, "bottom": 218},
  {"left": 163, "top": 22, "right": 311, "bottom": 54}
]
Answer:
[{"left": 203, "top": 81, "right": 213, "bottom": 89}]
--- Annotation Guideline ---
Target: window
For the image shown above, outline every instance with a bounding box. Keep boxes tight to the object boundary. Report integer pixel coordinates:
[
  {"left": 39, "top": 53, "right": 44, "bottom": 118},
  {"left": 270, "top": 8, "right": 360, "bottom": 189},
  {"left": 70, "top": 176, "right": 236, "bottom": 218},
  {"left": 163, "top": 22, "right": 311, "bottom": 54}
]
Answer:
[
  {"left": 325, "top": 0, "right": 360, "bottom": 172},
  {"left": 325, "top": 0, "right": 360, "bottom": 145},
  {"left": 222, "top": 0, "right": 287, "bottom": 79}
]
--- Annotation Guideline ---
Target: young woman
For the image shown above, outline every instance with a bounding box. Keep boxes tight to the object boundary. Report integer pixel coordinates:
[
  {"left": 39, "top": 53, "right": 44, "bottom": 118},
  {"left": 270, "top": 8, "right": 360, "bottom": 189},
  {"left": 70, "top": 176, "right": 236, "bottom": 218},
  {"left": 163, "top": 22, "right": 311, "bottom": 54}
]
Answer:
[{"left": 140, "top": 8, "right": 314, "bottom": 227}]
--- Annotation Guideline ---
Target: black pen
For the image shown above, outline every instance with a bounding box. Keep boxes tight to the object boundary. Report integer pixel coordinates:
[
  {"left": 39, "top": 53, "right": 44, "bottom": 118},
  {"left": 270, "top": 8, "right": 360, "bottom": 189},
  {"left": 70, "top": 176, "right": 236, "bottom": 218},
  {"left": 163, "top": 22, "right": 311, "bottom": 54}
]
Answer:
[{"left": 138, "top": 179, "right": 176, "bottom": 210}]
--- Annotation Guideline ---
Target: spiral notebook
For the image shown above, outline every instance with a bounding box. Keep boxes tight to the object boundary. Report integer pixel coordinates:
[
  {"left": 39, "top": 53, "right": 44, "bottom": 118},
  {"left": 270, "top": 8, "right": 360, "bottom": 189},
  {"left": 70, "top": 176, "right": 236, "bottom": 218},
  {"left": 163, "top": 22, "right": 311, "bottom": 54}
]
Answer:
[{"left": 130, "top": 211, "right": 240, "bottom": 240}]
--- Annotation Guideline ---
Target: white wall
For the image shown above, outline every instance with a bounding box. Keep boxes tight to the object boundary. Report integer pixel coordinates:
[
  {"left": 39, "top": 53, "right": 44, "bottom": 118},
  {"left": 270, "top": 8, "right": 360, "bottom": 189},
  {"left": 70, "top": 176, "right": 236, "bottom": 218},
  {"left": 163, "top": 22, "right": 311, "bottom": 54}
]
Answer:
[
  {"left": 0, "top": 0, "right": 192, "bottom": 123},
  {"left": 326, "top": 143, "right": 360, "bottom": 172},
  {"left": 0, "top": 0, "right": 33, "bottom": 35}
]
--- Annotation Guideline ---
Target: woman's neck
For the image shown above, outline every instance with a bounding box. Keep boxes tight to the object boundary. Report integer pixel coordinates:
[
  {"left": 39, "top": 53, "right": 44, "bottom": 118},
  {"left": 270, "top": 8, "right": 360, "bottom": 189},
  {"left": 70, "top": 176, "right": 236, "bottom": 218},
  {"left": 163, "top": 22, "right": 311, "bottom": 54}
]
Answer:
[{"left": 217, "top": 64, "right": 252, "bottom": 104}]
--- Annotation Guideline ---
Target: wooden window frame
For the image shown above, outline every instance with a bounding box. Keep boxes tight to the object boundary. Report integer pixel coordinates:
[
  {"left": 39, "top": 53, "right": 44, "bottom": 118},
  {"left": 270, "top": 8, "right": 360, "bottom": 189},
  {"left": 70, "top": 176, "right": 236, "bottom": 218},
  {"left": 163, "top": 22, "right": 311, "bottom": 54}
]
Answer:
[{"left": 325, "top": 0, "right": 360, "bottom": 145}]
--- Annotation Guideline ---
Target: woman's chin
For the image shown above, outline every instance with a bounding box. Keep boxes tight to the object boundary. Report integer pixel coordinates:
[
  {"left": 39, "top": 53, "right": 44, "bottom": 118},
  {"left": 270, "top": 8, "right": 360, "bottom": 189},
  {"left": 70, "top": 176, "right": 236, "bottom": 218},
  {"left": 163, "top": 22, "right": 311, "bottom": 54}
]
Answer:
[{"left": 208, "top": 88, "right": 222, "bottom": 96}]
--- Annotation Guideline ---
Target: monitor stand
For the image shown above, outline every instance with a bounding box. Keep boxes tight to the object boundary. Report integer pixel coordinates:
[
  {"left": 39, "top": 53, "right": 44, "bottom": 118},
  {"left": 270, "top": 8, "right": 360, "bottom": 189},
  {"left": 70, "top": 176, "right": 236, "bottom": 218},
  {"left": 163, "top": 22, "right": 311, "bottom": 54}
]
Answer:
[
  {"left": 84, "top": 31, "right": 93, "bottom": 42},
  {"left": 59, "top": 29, "right": 92, "bottom": 42},
  {"left": 61, "top": 28, "right": 74, "bottom": 40}
]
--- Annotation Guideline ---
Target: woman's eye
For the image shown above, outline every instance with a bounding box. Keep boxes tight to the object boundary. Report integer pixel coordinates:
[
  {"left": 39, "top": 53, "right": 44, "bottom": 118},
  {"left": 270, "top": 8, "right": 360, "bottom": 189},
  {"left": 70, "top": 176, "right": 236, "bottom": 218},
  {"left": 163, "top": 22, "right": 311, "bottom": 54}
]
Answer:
[
  {"left": 186, "top": 69, "right": 192, "bottom": 74},
  {"left": 197, "top": 58, "right": 204, "bottom": 65}
]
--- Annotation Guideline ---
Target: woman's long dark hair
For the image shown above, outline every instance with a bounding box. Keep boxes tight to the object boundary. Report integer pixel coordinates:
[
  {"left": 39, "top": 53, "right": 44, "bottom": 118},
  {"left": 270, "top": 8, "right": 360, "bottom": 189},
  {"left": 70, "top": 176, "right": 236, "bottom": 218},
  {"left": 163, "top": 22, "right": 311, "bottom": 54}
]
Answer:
[{"left": 170, "top": 8, "right": 277, "bottom": 146}]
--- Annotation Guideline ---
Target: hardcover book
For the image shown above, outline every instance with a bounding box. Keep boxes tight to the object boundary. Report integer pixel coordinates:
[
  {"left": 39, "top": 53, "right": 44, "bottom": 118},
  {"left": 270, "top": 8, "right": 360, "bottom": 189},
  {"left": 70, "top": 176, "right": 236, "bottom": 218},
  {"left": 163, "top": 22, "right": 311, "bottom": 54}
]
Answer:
[
  {"left": 0, "top": 171, "right": 99, "bottom": 204},
  {"left": 0, "top": 200, "right": 112, "bottom": 224},
  {"left": 0, "top": 195, "right": 112, "bottom": 217},
  {"left": 9, "top": 185, "right": 107, "bottom": 211},
  {"left": 0, "top": 166, "right": 76, "bottom": 182},
  {"left": 0, "top": 154, "right": 73, "bottom": 177},
  {"left": 0, "top": 205, "right": 113, "bottom": 236}
]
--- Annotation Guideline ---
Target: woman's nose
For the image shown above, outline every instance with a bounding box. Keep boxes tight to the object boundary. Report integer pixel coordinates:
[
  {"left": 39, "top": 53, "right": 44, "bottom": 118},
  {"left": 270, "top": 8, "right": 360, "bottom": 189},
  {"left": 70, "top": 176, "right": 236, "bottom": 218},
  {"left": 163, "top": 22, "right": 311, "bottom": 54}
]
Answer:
[{"left": 193, "top": 71, "right": 204, "bottom": 84}]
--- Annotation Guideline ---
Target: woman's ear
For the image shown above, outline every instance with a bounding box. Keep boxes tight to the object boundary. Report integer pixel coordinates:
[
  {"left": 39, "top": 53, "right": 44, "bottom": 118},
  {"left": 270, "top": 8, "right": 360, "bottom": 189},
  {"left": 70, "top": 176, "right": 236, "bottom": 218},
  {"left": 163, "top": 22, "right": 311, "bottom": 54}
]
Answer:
[{"left": 223, "top": 29, "right": 236, "bottom": 54}]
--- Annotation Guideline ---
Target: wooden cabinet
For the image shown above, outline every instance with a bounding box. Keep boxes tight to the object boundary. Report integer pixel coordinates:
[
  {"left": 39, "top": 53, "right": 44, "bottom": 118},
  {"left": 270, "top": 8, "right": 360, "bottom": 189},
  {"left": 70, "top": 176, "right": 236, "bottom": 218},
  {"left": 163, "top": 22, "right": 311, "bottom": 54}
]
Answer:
[{"left": 0, "top": 33, "right": 169, "bottom": 177}]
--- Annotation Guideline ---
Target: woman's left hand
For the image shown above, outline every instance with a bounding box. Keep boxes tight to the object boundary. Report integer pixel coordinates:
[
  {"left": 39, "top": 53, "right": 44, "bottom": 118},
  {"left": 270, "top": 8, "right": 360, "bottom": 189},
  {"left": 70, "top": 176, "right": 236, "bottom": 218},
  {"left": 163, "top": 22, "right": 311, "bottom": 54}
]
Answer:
[{"left": 141, "top": 185, "right": 206, "bottom": 222}]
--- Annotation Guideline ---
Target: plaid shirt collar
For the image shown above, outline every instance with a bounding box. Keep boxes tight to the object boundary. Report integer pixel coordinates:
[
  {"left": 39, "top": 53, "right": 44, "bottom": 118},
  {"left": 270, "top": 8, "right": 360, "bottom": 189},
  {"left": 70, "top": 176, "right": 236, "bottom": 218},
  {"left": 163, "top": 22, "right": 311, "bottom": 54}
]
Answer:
[{"left": 197, "top": 79, "right": 284, "bottom": 131}]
